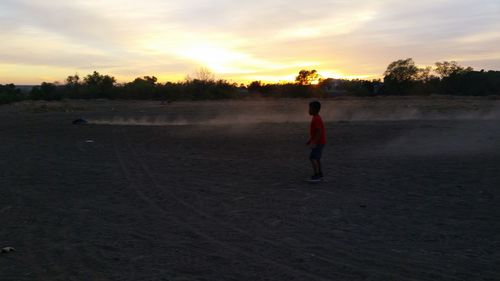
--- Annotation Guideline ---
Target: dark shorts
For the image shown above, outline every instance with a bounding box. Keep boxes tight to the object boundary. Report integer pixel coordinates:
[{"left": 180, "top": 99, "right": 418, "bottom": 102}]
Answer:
[{"left": 309, "top": 144, "right": 325, "bottom": 160}]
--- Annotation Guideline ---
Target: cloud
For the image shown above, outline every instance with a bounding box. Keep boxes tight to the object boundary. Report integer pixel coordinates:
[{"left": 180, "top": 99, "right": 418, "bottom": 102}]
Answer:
[
  {"left": 1, "top": 1, "right": 121, "bottom": 47},
  {"left": 1, "top": 0, "right": 499, "bottom": 84}
]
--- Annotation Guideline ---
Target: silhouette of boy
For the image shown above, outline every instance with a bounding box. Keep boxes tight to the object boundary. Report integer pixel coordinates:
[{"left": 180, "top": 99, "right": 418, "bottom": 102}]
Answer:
[{"left": 306, "top": 101, "right": 326, "bottom": 182}]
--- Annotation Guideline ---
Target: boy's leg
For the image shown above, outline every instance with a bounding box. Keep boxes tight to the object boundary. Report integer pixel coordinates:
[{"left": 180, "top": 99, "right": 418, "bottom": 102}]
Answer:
[
  {"left": 311, "top": 159, "right": 320, "bottom": 175},
  {"left": 309, "top": 145, "right": 324, "bottom": 180}
]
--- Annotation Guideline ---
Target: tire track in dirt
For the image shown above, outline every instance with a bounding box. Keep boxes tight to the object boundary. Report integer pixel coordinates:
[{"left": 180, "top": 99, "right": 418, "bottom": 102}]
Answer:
[
  {"left": 138, "top": 155, "right": 468, "bottom": 281},
  {"left": 112, "top": 127, "right": 349, "bottom": 281},
  {"left": 143, "top": 166, "right": 467, "bottom": 281},
  {"left": 128, "top": 127, "right": 469, "bottom": 281},
  {"left": 121, "top": 128, "right": 462, "bottom": 281}
]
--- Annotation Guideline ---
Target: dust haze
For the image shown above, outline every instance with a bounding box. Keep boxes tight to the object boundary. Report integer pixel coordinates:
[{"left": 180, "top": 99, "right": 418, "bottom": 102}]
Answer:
[
  {"left": 86, "top": 100, "right": 500, "bottom": 126},
  {"left": 83, "top": 99, "right": 500, "bottom": 156}
]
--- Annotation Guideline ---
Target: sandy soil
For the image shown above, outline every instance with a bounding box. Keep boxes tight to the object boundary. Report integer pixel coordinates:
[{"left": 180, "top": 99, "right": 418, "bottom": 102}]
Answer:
[{"left": 1, "top": 97, "right": 499, "bottom": 281}]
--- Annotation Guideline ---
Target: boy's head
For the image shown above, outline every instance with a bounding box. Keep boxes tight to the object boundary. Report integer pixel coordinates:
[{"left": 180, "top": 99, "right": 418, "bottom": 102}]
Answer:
[{"left": 309, "top": 101, "right": 321, "bottom": 115}]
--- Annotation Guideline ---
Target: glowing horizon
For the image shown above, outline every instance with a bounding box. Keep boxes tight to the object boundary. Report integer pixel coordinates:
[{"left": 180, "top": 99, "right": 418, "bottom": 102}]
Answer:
[{"left": 1, "top": 0, "right": 499, "bottom": 85}]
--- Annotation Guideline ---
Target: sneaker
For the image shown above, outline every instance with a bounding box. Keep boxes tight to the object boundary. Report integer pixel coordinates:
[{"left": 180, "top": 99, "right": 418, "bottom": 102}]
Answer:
[{"left": 307, "top": 175, "right": 322, "bottom": 183}]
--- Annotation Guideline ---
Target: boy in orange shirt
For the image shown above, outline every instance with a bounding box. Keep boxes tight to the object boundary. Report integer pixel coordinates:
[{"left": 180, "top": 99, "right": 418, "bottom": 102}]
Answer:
[{"left": 306, "top": 101, "right": 326, "bottom": 182}]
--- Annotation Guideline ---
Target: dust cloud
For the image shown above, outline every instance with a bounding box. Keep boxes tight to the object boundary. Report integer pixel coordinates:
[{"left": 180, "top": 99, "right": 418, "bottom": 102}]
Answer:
[
  {"left": 82, "top": 100, "right": 500, "bottom": 156},
  {"left": 86, "top": 102, "right": 500, "bottom": 126}
]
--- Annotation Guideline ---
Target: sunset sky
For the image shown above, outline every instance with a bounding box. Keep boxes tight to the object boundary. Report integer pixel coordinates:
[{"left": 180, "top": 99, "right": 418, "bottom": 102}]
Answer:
[{"left": 1, "top": 0, "right": 499, "bottom": 84}]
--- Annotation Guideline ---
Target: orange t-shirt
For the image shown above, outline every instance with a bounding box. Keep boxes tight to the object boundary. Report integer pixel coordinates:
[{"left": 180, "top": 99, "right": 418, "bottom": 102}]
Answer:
[{"left": 310, "top": 115, "right": 326, "bottom": 145}]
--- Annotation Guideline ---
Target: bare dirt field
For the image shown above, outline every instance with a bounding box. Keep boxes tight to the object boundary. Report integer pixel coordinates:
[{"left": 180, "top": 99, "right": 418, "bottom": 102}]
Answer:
[{"left": 1, "top": 97, "right": 499, "bottom": 281}]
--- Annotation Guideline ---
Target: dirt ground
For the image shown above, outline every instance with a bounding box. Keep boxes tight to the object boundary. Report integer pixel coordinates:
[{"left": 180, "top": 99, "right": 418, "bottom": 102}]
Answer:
[{"left": 1, "top": 97, "right": 499, "bottom": 281}]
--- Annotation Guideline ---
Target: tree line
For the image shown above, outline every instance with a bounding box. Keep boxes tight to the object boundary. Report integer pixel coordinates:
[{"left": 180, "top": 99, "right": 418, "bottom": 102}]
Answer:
[
  {"left": 382, "top": 59, "right": 499, "bottom": 96},
  {"left": 1, "top": 59, "right": 499, "bottom": 104}
]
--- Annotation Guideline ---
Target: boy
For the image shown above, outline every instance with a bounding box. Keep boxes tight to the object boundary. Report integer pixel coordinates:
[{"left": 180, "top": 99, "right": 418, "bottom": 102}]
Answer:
[{"left": 306, "top": 101, "right": 326, "bottom": 182}]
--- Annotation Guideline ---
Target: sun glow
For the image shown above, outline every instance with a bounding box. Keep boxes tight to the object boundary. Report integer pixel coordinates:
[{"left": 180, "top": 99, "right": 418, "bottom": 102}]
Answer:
[
  {"left": 318, "top": 70, "right": 374, "bottom": 80},
  {"left": 1, "top": 1, "right": 499, "bottom": 85},
  {"left": 177, "top": 43, "right": 250, "bottom": 73}
]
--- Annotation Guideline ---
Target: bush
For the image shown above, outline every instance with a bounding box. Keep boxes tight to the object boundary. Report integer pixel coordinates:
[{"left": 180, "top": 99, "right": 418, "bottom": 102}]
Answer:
[
  {"left": 30, "top": 82, "right": 62, "bottom": 101},
  {"left": 0, "top": 84, "right": 25, "bottom": 104}
]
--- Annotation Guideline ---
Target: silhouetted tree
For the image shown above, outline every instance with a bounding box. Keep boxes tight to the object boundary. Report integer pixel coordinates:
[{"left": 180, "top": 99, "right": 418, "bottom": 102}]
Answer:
[
  {"left": 383, "top": 58, "right": 421, "bottom": 94},
  {"left": 248, "top": 81, "right": 263, "bottom": 92},
  {"left": 440, "top": 70, "right": 500, "bottom": 95},
  {"left": 30, "top": 82, "right": 61, "bottom": 100},
  {"left": 435, "top": 61, "right": 473, "bottom": 78},
  {"left": 295, "top": 70, "right": 320, "bottom": 85},
  {"left": 83, "top": 71, "right": 116, "bottom": 88},
  {"left": 384, "top": 58, "right": 419, "bottom": 82},
  {"left": 186, "top": 67, "right": 215, "bottom": 82},
  {"left": 143, "top": 76, "right": 158, "bottom": 84},
  {"left": 416, "top": 66, "right": 436, "bottom": 82},
  {"left": 0, "top": 84, "right": 24, "bottom": 104},
  {"left": 65, "top": 74, "right": 81, "bottom": 98},
  {"left": 82, "top": 71, "right": 116, "bottom": 98},
  {"left": 66, "top": 74, "right": 80, "bottom": 86},
  {"left": 123, "top": 76, "right": 159, "bottom": 99}
]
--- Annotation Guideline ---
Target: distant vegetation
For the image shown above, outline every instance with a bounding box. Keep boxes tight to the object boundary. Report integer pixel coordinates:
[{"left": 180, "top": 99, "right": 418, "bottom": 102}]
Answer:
[
  {"left": 0, "top": 84, "right": 24, "bottom": 104},
  {"left": 381, "top": 59, "right": 499, "bottom": 96},
  {"left": 1, "top": 59, "right": 499, "bottom": 104}
]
